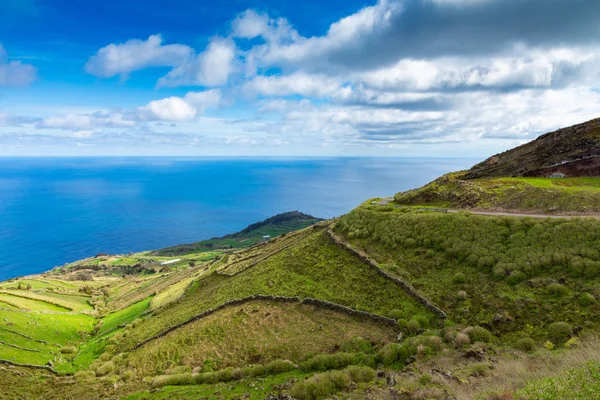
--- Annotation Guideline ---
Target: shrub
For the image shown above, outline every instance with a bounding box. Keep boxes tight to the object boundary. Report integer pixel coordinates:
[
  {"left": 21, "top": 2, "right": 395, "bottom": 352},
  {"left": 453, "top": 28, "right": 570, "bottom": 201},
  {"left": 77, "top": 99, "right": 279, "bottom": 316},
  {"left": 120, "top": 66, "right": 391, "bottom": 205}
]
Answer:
[
  {"left": 74, "top": 370, "right": 96, "bottom": 380},
  {"left": 406, "top": 319, "right": 421, "bottom": 335},
  {"left": 214, "top": 367, "right": 234, "bottom": 382},
  {"left": 579, "top": 292, "right": 596, "bottom": 307},
  {"left": 547, "top": 283, "right": 569, "bottom": 297},
  {"left": 96, "top": 361, "right": 115, "bottom": 377},
  {"left": 120, "top": 370, "right": 135, "bottom": 382},
  {"left": 454, "top": 332, "right": 470, "bottom": 347},
  {"left": 341, "top": 336, "right": 372, "bottom": 353},
  {"left": 387, "top": 309, "right": 404, "bottom": 320},
  {"left": 152, "top": 373, "right": 194, "bottom": 387},
  {"left": 548, "top": 322, "right": 573, "bottom": 345},
  {"left": 452, "top": 272, "right": 466, "bottom": 284},
  {"left": 345, "top": 365, "right": 376, "bottom": 383},
  {"left": 469, "top": 363, "right": 490, "bottom": 377},
  {"left": 299, "top": 353, "right": 362, "bottom": 372},
  {"left": 291, "top": 373, "right": 338, "bottom": 400},
  {"left": 241, "top": 364, "right": 265, "bottom": 378},
  {"left": 422, "top": 335, "right": 443, "bottom": 351},
  {"left": 265, "top": 359, "right": 296, "bottom": 374},
  {"left": 514, "top": 338, "right": 535, "bottom": 353},
  {"left": 290, "top": 366, "right": 376, "bottom": 400},
  {"left": 59, "top": 345, "right": 77, "bottom": 354},
  {"left": 377, "top": 343, "right": 416, "bottom": 366},
  {"left": 419, "top": 374, "right": 432, "bottom": 385},
  {"left": 468, "top": 326, "right": 493, "bottom": 343}
]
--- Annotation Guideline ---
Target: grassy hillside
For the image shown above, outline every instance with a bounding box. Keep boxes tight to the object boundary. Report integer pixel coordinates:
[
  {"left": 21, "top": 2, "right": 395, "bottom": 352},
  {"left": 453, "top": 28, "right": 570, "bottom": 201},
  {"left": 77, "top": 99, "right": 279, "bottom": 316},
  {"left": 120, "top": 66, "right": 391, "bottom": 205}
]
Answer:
[
  {"left": 155, "top": 211, "right": 322, "bottom": 255},
  {"left": 394, "top": 173, "right": 600, "bottom": 213}
]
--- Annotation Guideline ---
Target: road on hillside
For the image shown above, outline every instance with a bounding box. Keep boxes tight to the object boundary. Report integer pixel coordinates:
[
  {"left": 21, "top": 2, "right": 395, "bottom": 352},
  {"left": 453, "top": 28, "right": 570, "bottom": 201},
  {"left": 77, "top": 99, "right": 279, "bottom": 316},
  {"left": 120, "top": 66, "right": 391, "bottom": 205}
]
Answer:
[{"left": 372, "top": 197, "right": 600, "bottom": 220}]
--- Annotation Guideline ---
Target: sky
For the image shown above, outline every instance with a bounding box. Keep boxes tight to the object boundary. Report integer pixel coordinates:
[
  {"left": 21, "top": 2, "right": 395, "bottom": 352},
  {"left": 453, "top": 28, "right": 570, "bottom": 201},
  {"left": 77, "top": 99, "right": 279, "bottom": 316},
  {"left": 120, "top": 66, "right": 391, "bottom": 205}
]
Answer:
[{"left": 0, "top": 0, "right": 599, "bottom": 157}]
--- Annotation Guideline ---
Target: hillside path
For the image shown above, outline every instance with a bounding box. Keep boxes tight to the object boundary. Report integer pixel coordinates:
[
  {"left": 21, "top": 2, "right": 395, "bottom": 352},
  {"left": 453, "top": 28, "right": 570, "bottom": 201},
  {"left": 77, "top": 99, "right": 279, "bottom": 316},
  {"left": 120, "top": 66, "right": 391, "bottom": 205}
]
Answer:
[{"left": 373, "top": 197, "right": 600, "bottom": 220}]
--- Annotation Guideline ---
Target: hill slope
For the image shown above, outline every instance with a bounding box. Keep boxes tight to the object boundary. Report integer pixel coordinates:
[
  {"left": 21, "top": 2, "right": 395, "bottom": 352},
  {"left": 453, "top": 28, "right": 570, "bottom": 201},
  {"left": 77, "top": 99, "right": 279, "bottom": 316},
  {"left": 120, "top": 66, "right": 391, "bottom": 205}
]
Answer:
[{"left": 465, "top": 117, "right": 600, "bottom": 179}]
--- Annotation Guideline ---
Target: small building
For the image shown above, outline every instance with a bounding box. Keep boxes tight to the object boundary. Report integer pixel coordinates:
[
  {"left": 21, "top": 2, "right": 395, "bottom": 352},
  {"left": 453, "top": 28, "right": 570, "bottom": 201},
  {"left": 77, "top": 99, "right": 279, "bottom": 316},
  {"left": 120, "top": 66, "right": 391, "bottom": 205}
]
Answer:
[{"left": 262, "top": 235, "right": 271, "bottom": 239}]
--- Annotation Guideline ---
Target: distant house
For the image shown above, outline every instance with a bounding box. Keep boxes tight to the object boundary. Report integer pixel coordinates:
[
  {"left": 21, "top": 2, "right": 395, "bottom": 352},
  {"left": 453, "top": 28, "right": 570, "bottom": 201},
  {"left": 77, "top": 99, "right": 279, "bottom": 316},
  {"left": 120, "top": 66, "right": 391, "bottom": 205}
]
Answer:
[
  {"left": 262, "top": 235, "right": 271, "bottom": 239},
  {"left": 160, "top": 259, "right": 181, "bottom": 266}
]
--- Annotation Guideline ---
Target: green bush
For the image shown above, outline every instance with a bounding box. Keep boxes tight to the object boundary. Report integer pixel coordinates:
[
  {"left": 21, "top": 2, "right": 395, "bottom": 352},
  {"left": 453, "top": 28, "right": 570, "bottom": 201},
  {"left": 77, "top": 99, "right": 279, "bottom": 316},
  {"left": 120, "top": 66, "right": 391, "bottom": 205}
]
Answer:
[
  {"left": 152, "top": 373, "right": 194, "bottom": 387},
  {"left": 406, "top": 319, "right": 421, "bottom": 335},
  {"left": 290, "top": 366, "right": 376, "bottom": 400},
  {"left": 340, "top": 336, "right": 372, "bottom": 353},
  {"left": 377, "top": 343, "right": 416, "bottom": 366},
  {"left": 548, "top": 322, "right": 573, "bottom": 345},
  {"left": 265, "top": 359, "right": 296, "bottom": 374},
  {"left": 468, "top": 326, "right": 493, "bottom": 343},
  {"left": 241, "top": 364, "right": 265, "bottom": 378},
  {"left": 580, "top": 292, "right": 596, "bottom": 307},
  {"left": 59, "top": 345, "right": 77, "bottom": 354},
  {"left": 514, "top": 338, "right": 536, "bottom": 353},
  {"left": 387, "top": 309, "right": 404, "bottom": 320},
  {"left": 452, "top": 272, "right": 466, "bottom": 284},
  {"left": 214, "top": 367, "right": 234, "bottom": 382},
  {"left": 96, "top": 361, "right": 115, "bottom": 377},
  {"left": 547, "top": 283, "right": 569, "bottom": 297},
  {"left": 344, "top": 365, "right": 376, "bottom": 383},
  {"left": 419, "top": 374, "right": 432, "bottom": 385},
  {"left": 299, "top": 352, "right": 362, "bottom": 372}
]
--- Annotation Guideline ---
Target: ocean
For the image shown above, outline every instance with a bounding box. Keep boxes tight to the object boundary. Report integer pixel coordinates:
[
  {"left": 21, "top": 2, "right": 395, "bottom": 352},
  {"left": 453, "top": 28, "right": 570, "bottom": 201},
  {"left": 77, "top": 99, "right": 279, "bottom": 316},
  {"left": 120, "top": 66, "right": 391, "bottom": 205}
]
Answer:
[{"left": 0, "top": 157, "right": 474, "bottom": 280}]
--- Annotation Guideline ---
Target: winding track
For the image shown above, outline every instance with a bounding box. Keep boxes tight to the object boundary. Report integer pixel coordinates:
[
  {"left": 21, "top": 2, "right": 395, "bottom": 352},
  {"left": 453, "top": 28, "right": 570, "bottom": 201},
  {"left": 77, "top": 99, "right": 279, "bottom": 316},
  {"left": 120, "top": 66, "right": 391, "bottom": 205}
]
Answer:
[{"left": 373, "top": 197, "right": 600, "bottom": 219}]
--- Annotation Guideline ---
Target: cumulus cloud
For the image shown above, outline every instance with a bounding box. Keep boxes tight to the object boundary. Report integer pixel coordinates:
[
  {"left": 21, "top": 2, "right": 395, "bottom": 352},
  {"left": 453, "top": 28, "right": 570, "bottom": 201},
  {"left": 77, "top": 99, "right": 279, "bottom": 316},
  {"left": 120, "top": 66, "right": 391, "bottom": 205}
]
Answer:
[
  {"left": 85, "top": 35, "right": 193, "bottom": 79},
  {"left": 0, "top": 44, "right": 37, "bottom": 87},
  {"left": 157, "top": 39, "right": 236, "bottom": 87},
  {"left": 137, "top": 89, "right": 222, "bottom": 122},
  {"left": 244, "top": 0, "right": 600, "bottom": 73}
]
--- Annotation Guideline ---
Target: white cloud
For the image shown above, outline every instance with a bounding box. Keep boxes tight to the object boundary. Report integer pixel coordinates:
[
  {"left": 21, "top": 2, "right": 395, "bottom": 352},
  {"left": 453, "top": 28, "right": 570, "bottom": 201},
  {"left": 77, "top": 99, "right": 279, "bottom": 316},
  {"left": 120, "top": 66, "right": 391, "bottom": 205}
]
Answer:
[
  {"left": 0, "top": 43, "right": 37, "bottom": 87},
  {"left": 85, "top": 35, "right": 192, "bottom": 79},
  {"left": 157, "top": 39, "right": 236, "bottom": 87},
  {"left": 138, "top": 89, "right": 222, "bottom": 122},
  {"left": 37, "top": 112, "right": 135, "bottom": 130},
  {"left": 243, "top": 73, "right": 350, "bottom": 98},
  {"left": 232, "top": 10, "right": 270, "bottom": 39}
]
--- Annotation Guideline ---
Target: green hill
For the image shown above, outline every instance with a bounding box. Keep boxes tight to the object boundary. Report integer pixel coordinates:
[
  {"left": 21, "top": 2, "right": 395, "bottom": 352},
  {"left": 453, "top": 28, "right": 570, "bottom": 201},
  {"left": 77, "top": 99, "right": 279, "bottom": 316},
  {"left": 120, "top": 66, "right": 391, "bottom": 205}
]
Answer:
[{"left": 154, "top": 211, "right": 323, "bottom": 255}]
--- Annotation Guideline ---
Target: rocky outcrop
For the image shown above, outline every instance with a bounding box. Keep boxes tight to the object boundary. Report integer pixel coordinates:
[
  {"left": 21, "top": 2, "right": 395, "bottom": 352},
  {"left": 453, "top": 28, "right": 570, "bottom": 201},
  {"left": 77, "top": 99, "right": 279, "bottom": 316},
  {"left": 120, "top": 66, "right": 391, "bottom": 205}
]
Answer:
[{"left": 464, "top": 117, "right": 600, "bottom": 179}]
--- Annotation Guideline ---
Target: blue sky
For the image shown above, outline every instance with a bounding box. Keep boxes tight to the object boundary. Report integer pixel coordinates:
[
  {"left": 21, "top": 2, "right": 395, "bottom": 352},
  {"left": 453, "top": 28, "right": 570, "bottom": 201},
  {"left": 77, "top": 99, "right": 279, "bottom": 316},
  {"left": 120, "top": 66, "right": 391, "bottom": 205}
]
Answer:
[{"left": 1, "top": 0, "right": 599, "bottom": 156}]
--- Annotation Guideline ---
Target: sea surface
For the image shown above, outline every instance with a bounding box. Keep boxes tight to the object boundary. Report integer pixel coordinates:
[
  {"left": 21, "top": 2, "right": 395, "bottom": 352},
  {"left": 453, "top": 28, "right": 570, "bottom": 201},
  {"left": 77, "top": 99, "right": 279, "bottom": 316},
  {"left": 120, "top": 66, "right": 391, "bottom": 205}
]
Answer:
[{"left": 0, "top": 157, "right": 474, "bottom": 280}]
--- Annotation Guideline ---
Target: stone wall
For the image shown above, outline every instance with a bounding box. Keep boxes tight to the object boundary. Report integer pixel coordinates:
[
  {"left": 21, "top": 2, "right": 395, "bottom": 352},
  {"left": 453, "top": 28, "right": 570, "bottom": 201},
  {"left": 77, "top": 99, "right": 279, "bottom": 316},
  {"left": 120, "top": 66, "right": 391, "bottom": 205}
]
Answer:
[
  {"left": 132, "top": 294, "right": 396, "bottom": 351},
  {"left": 325, "top": 227, "right": 447, "bottom": 324}
]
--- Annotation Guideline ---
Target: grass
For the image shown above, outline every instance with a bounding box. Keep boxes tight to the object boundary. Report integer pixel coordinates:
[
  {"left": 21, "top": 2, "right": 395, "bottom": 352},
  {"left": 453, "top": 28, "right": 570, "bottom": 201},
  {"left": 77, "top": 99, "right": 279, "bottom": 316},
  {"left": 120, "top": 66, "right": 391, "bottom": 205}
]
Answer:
[
  {"left": 126, "top": 300, "right": 396, "bottom": 376},
  {"left": 0, "top": 293, "right": 72, "bottom": 312},
  {"left": 99, "top": 296, "right": 152, "bottom": 335},
  {"left": 116, "top": 228, "right": 435, "bottom": 352},
  {"left": 0, "top": 290, "right": 92, "bottom": 312},
  {"left": 515, "top": 361, "right": 600, "bottom": 399},
  {"left": 394, "top": 174, "right": 600, "bottom": 213}
]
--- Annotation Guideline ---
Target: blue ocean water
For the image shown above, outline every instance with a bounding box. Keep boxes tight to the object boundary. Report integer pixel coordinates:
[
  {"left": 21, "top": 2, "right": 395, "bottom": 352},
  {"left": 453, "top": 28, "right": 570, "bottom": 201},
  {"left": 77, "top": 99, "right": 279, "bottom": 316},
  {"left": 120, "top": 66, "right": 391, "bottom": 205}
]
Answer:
[{"left": 0, "top": 157, "right": 474, "bottom": 280}]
